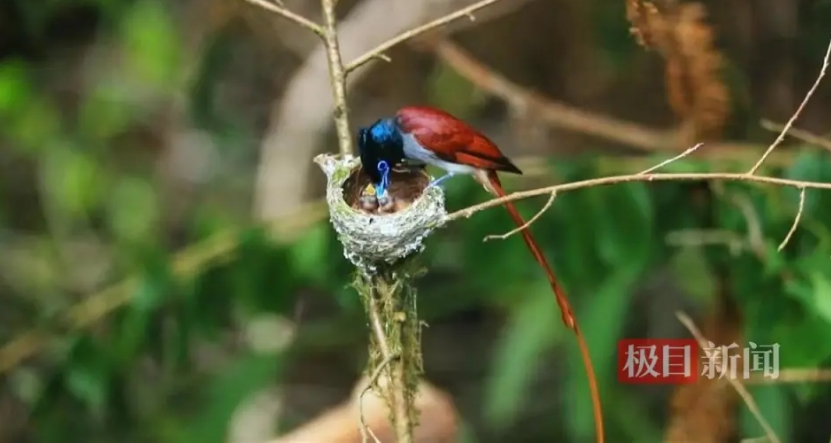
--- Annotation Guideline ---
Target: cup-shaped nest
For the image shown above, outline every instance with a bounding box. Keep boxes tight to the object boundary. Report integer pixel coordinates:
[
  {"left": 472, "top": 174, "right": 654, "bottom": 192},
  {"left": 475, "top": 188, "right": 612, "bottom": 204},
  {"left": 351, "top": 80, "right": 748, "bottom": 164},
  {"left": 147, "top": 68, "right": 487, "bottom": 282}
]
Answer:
[{"left": 314, "top": 154, "right": 446, "bottom": 270}]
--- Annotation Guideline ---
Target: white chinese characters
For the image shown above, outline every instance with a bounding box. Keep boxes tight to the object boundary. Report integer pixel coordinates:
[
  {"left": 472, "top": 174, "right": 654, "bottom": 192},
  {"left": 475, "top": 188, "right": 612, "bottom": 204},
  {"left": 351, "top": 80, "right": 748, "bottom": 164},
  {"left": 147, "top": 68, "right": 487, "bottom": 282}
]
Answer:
[{"left": 701, "top": 341, "right": 780, "bottom": 380}]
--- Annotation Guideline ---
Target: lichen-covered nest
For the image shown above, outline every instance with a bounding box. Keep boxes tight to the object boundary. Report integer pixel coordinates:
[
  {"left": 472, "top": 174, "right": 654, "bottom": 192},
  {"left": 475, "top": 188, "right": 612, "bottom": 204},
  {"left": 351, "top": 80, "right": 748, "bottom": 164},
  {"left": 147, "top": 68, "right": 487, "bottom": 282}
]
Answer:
[{"left": 314, "top": 154, "right": 446, "bottom": 270}]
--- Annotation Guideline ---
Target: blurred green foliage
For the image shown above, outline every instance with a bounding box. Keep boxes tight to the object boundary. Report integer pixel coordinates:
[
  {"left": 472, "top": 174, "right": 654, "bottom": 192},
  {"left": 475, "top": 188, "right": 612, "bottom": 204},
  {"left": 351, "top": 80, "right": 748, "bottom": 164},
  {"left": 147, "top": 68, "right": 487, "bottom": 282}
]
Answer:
[{"left": 2, "top": 0, "right": 831, "bottom": 442}]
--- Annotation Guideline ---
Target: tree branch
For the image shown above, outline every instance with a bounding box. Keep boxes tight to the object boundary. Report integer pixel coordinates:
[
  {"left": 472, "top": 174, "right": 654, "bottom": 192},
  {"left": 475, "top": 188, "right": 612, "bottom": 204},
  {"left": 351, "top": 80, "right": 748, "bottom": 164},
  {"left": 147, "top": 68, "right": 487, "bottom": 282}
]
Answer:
[
  {"left": 761, "top": 119, "right": 831, "bottom": 153},
  {"left": 345, "top": 0, "right": 509, "bottom": 73},
  {"left": 445, "top": 171, "right": 831, "bottom": 222},
  {"left": 747, "top": 37, "right": 831, "bottom": 175},
  {"left": 242, "top": 0, "right": 324, "bottom": 36},
  {"left": 427, "top": 39, "right": 778, "bottom": 156},
  {"left": 321, "top": 0, "right": 354, "bottom": 156}
]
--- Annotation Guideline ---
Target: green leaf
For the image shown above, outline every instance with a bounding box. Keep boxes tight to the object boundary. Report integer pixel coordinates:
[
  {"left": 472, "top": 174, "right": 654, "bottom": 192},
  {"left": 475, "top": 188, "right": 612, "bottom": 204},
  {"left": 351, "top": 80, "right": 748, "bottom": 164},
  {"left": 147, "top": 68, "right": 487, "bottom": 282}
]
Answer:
[
  {"left": 64, "top": 336, "right": 111, "bottom": 416},
  {"left": 427, "top": 62, "right": 486, "bottom": 119},
  {"left": 42, "top": 148, "right": 104, "bottom": 216},
  {"left": 78, "top": 85, "right": 134, "bottom": 140},
  {"left": 810, "top": 272, "right": 831, "bottom": 324},
  {"left": 548, "top": 191, "right": 605, "bottom": 287},
  {"left": 288, "top": 223, "right": 330, "bottom": 282},
  {"left": 670, "top": 245, "right": 717, "bottom": 301},
  {"left": 106, "top": 176, "right": 160, "bottom": 242},
  {"left": 589, "top": 183, "right": 654, "bottom": 269},
  {"left": 12, "top": 97, "right": 62, "bottom": 153},
  {"left": 459, "top": 196, "right": 534, "bottom": 294},
  {"left": 784, "top": 150, "right": 831, "bottom": 218},
  {"left": 740, "top": 386, "right": 790, "bottom": 441},
  {"left": 121, "top": 1, "right": 181, "bottom": 88},
  {"left": 565, "top": 268, "right": 643, "bottom": 440},
  {"left": 483, "top": 282, "right": 561, "bottom": 429},
  {"left": 133, "top": 254, "right": 173, "bottom": 311},
  {"left": 0, "top": 59, "right": 33, "bottom": 112}
]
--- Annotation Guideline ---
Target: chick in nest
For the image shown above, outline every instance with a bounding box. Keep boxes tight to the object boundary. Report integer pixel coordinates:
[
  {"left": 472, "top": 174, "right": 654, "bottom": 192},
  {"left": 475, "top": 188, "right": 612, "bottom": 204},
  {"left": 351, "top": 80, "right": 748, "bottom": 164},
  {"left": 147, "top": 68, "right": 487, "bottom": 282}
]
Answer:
[{"left": 346, "top": 164, "right": 429, "bottom": 215}]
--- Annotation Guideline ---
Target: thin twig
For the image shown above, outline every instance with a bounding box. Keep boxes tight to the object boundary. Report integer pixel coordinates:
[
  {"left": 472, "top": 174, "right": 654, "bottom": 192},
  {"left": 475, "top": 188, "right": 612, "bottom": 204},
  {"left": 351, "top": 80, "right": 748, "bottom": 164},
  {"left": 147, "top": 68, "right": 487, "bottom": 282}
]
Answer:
[
  {"left": 778, "top": 187, "right": 806, "bottom": 251},
  {"left": 445, "top": 172, "right": 831, "bottom": 222},
  {"left": 638, "top": 143, "right": 704, "bottom": 174},
  {"left": 242, "top": 0, "right": 324, "bottom": 36},
  {"left": 345, "top": 0, "right": 508, "bottom": 73},
  {"left": 748, "top": 37, "right": 831, "bottom": 175},
  {"left": 482, "top": 191, "right": 557, "bottom": 241},
  {"left": 320, "top": 0, "right": 354, "bottom": 156},
  {"left": 359, "top": 353, "right": 397, "bottom": 443},
  {"left": 760, "top": 120, "right": 831, "bottom": 153},
  {"left": 676, "top": 312, "right": 782, "bottom": 443}
]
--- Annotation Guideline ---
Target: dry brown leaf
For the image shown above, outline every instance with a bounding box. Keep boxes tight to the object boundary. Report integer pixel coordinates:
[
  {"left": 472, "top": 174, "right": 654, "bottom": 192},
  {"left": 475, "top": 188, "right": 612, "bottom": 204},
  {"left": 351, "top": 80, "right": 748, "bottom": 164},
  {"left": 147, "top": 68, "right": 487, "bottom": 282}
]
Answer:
[{"left": 626, "top": 1, "right": 730, "bottom": 142}]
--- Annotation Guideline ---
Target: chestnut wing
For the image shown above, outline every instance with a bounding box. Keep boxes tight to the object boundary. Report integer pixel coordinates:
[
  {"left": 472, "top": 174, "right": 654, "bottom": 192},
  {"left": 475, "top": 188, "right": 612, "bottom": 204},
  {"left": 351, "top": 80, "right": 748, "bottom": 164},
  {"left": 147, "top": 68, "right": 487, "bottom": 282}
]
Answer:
[{"left": 396, "top": 106, "right": 522, "bottom": 174}]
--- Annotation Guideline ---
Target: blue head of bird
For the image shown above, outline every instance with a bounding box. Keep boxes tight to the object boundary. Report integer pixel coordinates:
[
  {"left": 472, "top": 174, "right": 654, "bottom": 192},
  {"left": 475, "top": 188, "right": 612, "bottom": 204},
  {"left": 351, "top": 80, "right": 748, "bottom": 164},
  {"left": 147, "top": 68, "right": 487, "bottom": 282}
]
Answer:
[{"left": 357, "top": 118, "right": 405, "bottom": 197}]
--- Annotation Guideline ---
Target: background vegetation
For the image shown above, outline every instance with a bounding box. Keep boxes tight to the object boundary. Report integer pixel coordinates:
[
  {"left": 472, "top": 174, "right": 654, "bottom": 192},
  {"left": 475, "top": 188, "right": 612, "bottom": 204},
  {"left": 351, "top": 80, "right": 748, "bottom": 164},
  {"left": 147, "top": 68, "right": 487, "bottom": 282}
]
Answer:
[{"left": 2, "top": 0, "right": 831, "bottom": 442}]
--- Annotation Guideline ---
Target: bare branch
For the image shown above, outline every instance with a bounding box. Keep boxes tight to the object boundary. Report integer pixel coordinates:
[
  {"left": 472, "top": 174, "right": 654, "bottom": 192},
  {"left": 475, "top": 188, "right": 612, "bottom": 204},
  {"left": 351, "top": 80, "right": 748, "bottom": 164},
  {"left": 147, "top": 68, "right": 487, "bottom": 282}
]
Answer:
[
  {"left": 638, "top": 143, "right": 704, "bottom": 174},
  {"left": 429, "top": 39, "right": 777, "bottom": 156},
  {"left": 321, "top": 0, "right": 354, "bottom": 156},
  {"left": 761, "top": 120, "right": 831, "bottom": 153},
  {"left": 345, "top": 0, "right": 508, "bottom": 73},
  {"left": 748, "top": 37, "right": 831, "bottom": 175},
  {"left": 483, "top": 191, "right": 556, "bottom": 241},
  {"left": 445, "top": 171, "right": 831, "bottom": 222},
  {"left": 778, "top": 187, "right": 806, "bottom": 252},
  {"left": 242, "top": 0, "right": 325, "bottom": 36},
  {"left": 676, "top": 312, "right": 782, "bottom": 443}
]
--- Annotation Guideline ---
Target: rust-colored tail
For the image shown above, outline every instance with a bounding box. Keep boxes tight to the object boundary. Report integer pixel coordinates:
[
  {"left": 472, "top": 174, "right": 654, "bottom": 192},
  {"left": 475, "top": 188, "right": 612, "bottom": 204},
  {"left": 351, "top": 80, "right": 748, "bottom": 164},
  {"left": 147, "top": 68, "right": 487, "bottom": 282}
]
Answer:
[{"left": 486, "top": 171, "right": 604, "bottom": 443}]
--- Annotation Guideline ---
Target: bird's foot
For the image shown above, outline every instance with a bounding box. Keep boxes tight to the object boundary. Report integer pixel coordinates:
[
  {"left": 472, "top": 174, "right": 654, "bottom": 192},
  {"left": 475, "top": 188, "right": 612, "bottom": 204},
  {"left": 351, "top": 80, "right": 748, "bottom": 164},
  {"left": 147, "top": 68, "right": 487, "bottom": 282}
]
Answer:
[{"left": 427, "top": 173, "right": 455, "bottom": 189}]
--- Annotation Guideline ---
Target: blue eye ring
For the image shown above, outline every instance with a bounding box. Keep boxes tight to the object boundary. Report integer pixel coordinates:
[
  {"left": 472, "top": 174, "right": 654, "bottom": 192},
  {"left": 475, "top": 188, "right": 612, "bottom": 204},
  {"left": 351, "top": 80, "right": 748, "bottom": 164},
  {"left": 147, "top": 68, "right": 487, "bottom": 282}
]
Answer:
[{"left": 377, "top": 160, "right": 389, "bottom": 173}]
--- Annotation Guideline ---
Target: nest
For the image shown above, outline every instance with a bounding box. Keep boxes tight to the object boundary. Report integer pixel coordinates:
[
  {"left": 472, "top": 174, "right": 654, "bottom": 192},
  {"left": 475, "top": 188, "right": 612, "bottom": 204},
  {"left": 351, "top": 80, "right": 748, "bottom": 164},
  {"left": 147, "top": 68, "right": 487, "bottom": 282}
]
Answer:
[{"left": 314, "top": 154, "right": 446, "bottom": 270}]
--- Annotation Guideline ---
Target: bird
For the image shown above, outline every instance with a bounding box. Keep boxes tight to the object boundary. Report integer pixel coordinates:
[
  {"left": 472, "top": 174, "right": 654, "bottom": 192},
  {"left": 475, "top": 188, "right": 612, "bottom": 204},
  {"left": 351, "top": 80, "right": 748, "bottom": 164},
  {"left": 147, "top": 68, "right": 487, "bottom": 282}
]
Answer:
[
  {"left": 357, "top": 105, "right": 605, "bottom": 443},
  {"left": 357, "top": 124, "right": 406, "bottom": 199}
]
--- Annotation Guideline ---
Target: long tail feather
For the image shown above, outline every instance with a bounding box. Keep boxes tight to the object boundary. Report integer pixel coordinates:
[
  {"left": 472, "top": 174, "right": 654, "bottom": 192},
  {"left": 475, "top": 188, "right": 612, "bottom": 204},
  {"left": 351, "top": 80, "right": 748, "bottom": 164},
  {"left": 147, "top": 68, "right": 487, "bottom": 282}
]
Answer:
[{"left": 486, "top": 171, "right": 605, "bottom": 443}]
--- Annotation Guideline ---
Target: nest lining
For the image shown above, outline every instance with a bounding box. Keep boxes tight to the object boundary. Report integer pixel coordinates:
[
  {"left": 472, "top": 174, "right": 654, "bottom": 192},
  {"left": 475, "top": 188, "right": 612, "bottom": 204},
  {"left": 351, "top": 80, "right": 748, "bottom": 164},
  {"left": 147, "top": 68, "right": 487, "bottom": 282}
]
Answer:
[{"left": 314, "top": 154, "right": 447, "bottom": 270}]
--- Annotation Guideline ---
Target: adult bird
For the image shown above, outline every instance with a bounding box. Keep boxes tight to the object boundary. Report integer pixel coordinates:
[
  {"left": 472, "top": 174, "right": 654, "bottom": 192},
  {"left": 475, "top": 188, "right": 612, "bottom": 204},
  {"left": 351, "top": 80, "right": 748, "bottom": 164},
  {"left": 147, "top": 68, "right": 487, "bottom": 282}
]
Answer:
[{"left": 356, "top": 105, "right": 605, "bottom": 443}]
